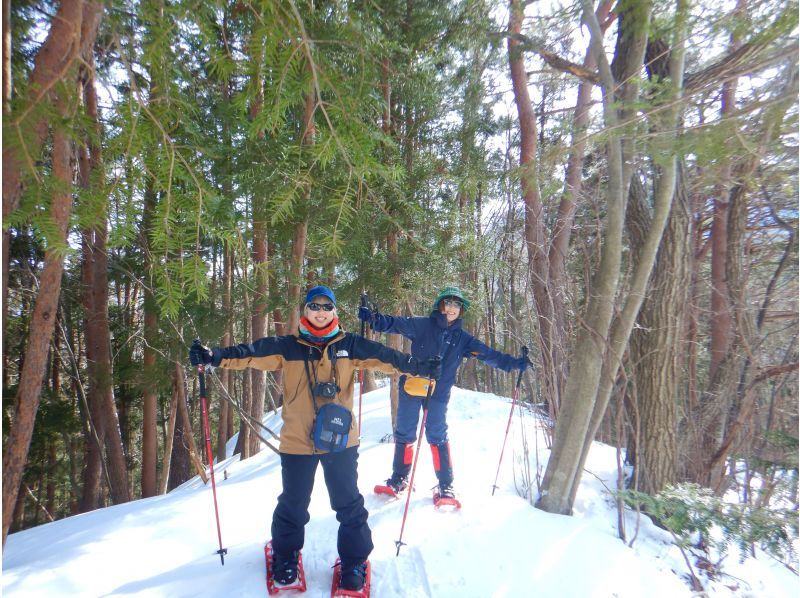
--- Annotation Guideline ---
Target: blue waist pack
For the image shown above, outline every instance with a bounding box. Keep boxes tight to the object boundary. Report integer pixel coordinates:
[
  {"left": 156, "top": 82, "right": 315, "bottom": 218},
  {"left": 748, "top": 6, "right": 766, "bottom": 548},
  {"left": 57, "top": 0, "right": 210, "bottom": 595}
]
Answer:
[{"left": 311, "top": 403, "right": 352, "bottom": 452}]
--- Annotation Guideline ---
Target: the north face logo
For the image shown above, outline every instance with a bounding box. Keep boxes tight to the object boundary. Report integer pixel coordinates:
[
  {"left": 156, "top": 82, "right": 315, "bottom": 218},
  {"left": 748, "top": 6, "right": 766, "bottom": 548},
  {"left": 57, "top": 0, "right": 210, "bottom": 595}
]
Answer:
[
  {"left": 336, "top": 350, "right": 349, "bottom": 357},
  {"left": 332, "top": 417, "right": 344, "bottom": 426}
]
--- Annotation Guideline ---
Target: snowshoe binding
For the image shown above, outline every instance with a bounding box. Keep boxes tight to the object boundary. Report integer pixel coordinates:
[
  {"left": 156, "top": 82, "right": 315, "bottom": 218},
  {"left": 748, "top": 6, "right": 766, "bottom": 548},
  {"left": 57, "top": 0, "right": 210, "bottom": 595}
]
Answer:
[
  {"left": 432, "top": 483, "right": 461, "bottom": 509},
  {"left": 265, "top": 540, "right": 307, "bottom": 595},
  {"left": 374, "top": 474, "right": 408, "bottom": 497},
  {"left": 331, "top": 558, "right": 371, "bottom": 598}
]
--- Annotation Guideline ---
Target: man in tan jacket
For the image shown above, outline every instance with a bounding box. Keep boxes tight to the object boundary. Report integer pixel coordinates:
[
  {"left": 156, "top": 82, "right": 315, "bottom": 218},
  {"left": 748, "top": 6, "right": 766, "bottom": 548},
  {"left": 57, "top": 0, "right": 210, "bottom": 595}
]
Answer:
[{"left": 190, "top": 285, "right": 440, "bottom": 593}]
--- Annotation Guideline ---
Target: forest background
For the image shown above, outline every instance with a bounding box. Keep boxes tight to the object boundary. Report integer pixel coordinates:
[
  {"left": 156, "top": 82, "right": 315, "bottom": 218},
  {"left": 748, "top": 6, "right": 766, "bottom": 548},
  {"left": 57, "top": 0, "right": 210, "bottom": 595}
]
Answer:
[{"left": 2, "top": 0, "right": 798, "bottom": 569}]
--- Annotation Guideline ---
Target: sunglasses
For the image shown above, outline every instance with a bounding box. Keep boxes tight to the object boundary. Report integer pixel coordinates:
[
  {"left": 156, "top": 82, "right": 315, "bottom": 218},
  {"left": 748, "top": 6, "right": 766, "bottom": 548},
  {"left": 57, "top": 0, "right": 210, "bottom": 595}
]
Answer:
[
  {"left": 442, "top": 299, "right": 463, "bottom": 309},
  {"left": 307, "top": 302, "right": 335, "bottom": 312}
]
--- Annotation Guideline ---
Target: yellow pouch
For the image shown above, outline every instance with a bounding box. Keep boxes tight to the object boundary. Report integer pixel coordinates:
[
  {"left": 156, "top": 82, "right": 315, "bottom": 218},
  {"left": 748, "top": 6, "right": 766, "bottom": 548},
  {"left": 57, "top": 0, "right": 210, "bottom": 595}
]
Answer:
[{"left": 403, "top": 376, "right": 436, "bottom": 397}]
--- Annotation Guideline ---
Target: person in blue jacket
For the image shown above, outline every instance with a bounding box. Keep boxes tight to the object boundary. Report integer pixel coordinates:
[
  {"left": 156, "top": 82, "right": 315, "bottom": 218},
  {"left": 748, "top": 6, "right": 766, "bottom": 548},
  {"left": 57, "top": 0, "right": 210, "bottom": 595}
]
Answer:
[{"left": 359, "top": 286, "right": 529, "bottom": 500}]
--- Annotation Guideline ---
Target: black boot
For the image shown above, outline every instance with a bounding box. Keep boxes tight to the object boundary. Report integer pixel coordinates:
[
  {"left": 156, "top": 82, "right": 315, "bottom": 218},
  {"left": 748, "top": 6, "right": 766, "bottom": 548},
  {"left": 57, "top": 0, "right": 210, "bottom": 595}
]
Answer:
[
  {"left": 272, "top": 550, "right": 299, "bottom": 585},
  {"left": 339, "top": 561, "right": 368, "bottom": 591},
  {"left": 385, "top": 473, "right": 408, "bottom": 494}
]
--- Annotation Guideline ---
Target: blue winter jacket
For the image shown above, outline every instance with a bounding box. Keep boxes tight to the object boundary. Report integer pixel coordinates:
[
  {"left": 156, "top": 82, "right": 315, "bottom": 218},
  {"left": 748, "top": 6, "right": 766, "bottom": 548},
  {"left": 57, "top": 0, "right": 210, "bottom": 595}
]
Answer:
[{"left": 370, "top": 310, "right": 519, "bottom": 402}]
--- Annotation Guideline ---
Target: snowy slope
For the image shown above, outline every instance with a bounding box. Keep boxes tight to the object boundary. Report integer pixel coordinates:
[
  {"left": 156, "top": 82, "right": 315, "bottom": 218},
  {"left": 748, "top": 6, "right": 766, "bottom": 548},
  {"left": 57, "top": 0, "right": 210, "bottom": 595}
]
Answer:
[{"left": 3, "top": 385, "right": 797, "bottom": 597}]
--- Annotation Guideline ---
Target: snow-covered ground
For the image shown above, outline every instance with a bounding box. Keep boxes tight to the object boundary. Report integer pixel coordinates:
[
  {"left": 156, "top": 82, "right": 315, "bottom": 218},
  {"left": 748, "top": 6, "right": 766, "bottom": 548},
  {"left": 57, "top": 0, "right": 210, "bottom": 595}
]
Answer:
[{"left": 3, "top": 385, "right": 797, "bottom": 597}]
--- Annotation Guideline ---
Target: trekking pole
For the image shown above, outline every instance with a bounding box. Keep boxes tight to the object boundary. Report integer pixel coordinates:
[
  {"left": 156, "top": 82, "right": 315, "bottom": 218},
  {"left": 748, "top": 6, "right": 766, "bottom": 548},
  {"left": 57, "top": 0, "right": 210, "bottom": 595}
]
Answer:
[
  {"left": 357, "top": 292, "right": 369, "bottom": 436},
  {"left": 395, "top": 364, "right": 438, "bottom": 556},
  {"left": 194, "top": 342, "right": 228, "bottom": 565},
  {"left": 491, "top": 346, "right": 528, "bottom": 496}
]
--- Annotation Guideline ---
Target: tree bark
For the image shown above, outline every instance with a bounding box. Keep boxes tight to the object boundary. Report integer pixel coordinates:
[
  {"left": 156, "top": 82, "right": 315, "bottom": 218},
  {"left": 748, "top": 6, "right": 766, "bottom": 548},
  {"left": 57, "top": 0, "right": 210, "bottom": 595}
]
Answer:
[
  {"left": 628, "top": 165, "right": 691, "bottom": 495},
  {"left": 2, "top": 0, "right": 109, "bottom": 545},
  {"left": 287, "top": 89, "right": 315, "bottom": 334},
  {"left": 509, "top": 0, "right": 614, "bottom": 421},
  {"left": 2, "top": 0, "right": 8, "bottom": 116},
  {"left": 79, "top": 225, "right": 105, "bottom": 512},
  {"left": 140, "top": 181, "right": 158, "bottom": 497},
  {"left": 546, "top": 3, "right": 611, "bottom": 416},
  {"left": 564, "top": 0, "right": 687, "bottom": 508},
  {"left": 159, "top": 369, "right": 179, "bottom": 495},
  {"left": 708, "top": 0, "right": 747, "bottom": 381},
  {"left": 508, "top": 0, "right": 557, "bottom": 418},
  {"left": 621, "top": 37, "right": 692, "bottom": 496},
  {"left": 693, "top": 66, "right": 797, "bottom": 490},
  {"left": 79, "top": 34, "right": 130, "bottom": 506},
  {"left": 174, "top": 361, "right": 208, "bottom": 485},
  {"left": 167, "top": 374, "right": 192, "bottom": 491},
  {"left": 537, "top": 0, "right": 652, "bottom": 515},
  {"left": 216, "top": 243, "right": 233, "bottom": 462},
  {"left": 2, "top": 0, "right": 85, "bottom": 318},
  {"left": 249, "top": 203, "right": 268, "bottom": 458},
  {"left": 247, "top": 16, "right": 267, "bottom": 456},
  {"left": 2, "top": 89, "right": 77, "bottom": 548}
]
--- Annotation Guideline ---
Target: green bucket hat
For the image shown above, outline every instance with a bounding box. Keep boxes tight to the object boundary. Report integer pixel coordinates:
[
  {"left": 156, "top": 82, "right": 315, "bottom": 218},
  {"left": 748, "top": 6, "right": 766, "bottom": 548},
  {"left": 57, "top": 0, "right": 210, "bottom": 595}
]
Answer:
[{"left": 432, "top": 286, "right": 471, "bottom": 312}]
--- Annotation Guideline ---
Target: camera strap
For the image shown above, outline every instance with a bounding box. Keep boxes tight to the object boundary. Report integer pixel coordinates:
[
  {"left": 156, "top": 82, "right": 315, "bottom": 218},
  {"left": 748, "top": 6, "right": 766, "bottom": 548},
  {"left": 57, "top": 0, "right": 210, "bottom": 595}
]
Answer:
[
  {"left": 303, "top": 343, "right": 351, "bottom": 453},
  {"left": 302, "top": 343, "right": 340, "bottom": 415},
  {"left": 303, "top": 346, "right": 322, "bottom": 415}
]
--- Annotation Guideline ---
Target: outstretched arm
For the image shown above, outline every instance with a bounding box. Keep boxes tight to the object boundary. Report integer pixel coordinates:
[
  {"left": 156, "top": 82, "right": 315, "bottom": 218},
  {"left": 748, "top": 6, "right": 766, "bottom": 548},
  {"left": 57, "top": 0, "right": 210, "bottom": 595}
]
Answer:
[
  {"left": 211, "top": 337, "right": 287, "bottom": 371},
  {"left": 350, "top": 335, "right": 440, "bottom": 378},
  {"left": 464, "top": 336, "right": 526, "bottom": 373},
  {"left": 359, "top": 307, "right": 422, "bottom": 338}
]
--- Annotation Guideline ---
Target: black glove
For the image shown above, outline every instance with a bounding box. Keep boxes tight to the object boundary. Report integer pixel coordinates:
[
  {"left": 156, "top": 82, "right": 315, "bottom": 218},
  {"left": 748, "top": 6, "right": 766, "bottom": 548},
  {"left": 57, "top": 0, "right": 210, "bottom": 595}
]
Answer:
[
  {"left": 513, "top": 353, "right": 532, "bottom": 371},
  {"left": 357, "top": 306, "right": 374, "bottom": 324},
  {"left": 189, "top": 340, "right": 213, "bottom": 366},
  {"left": 417, "top": 356, "right": 442, "bottom": 380}
]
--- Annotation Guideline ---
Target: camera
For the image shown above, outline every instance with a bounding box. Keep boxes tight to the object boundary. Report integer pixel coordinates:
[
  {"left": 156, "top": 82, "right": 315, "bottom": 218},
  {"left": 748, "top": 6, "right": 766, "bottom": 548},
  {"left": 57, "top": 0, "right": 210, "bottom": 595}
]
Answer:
[{"left": 313, "top": 382, "right": 340, "bottom": 399}]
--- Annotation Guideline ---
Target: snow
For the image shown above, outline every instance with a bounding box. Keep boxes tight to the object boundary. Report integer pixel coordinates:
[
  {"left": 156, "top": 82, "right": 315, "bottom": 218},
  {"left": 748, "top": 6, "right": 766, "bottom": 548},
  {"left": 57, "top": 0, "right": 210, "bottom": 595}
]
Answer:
[{"left": 3, "top": 385, "right": 798, "bottom": 597}]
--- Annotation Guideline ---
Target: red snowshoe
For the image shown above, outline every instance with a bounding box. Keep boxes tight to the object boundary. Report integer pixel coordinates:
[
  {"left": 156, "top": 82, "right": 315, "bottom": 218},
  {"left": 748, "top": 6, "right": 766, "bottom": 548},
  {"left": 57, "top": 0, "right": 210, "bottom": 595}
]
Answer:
[
  {"left": 331, "top": 558, "right": 371, "bottom": 598},
  {"left": 373, "top": 484, "right": 401, "bottom": 497},
  {"left": 265, "top": 541, "right": 307, "bottom": 595},
  {"left": 432, "top": 485, "right": 461, "bottom": 509},
  {"left": 374, "top": 475, "right": 408, "bottom": 498}
]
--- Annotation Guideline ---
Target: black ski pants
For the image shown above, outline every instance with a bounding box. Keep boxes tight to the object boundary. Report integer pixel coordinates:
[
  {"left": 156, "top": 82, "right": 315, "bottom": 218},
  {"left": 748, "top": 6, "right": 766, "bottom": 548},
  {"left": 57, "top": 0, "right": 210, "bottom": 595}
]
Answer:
[{"left": 271, "top": 446, "right": 373, "bottom": 568}]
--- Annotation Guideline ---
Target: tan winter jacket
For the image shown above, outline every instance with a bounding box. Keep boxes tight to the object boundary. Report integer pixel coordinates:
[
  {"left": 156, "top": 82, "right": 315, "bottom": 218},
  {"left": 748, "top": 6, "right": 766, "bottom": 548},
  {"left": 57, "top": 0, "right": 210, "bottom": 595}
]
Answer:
[{"left": 212, "top": 330, "right": 425, "bottom": 454}]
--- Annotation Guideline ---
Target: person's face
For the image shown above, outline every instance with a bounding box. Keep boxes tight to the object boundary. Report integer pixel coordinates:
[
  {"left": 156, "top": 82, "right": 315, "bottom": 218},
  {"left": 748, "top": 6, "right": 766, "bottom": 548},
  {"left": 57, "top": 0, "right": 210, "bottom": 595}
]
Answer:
[
  {"left": 305, "top": 296, "right": 336, "bottom": 327},
  {"left": 439, "top": 297, "right": 462, "bottom": 324}
]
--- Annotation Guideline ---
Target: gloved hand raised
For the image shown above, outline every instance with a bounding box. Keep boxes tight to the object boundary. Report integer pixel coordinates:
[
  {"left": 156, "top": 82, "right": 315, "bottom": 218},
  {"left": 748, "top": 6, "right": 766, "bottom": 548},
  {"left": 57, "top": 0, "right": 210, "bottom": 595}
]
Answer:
[
  {"left": 189, "top": 340, "right": 213, "bottom": 366},
  {"left": 357, "top": 306, "right": 375, "bottom": 324},
  {"left": 417, "top": 356, "right": 442, "bottom": 380},
  {"left": 513, "top": 348, "right": 532, "bottom": 372}
]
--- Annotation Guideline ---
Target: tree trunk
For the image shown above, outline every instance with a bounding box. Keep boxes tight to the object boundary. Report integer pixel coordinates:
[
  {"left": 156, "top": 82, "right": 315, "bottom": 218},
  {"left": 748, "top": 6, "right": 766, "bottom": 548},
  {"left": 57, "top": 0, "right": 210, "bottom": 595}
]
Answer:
[
  {"left": 537, "top": 0, "right": 651, "bottom": 515},
  {"left": 546, "top": 0, "right": 614, "bottom": 416},
  {"left": 287, "top": 89, "right": 315, "bottom": 334},
  {"left": 79, "top": 40, "right": 130, "bottom": 506},
  {"left": 140, "top": 181, "right": 158, "bottom": 497},
  {"left": 216, "top": 243, "right": 233, "bottom": 462},
  {"left": 563, "top": 1, "right": 687, "bottom": 509},
  {"left": 167, "top": 395, "right": 192, "bottom": 492},
  {"left": 2, "top": 0, "right": 85, "bottom": 318},
  {"left": 692, "top": 66, "right": 797, "bottom": 490},
  {"left": 174, "top": 361, "right": 208, "bottom": 485},
  {"left": 623, "top": 39, "right": 693, "bottom": 496},
  {"left": 79, "top": 184, "right": 106, "bottom": 512},
  {"left": 387, "top": 230, "right": 402, "bottom": 431},
  {"left": 249, "top": 211, "right": 268, "bottom": 457},
  {"left": 708, "top": 0, "right": 746, "bottom": 380},
  {"left": 159, "top": 370, "right": 179, "bottom": 495},
  {"left": 2, "top": 95, "right": 77, "bottom": 548},
  {"left": 247, "top": 16, "right": 267, "bottom": 457},
  {"left": 628, "top": 164, "right": 691, "bottom": 495},
  {"left": 268, "top": 239, "right": 285, "bottom": 406},
  {"left": 508, "top": 0, "right": 558, "bottom": 419},
  {"left": 2, "top": 0, "right": 9, "bottom": 116}
]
